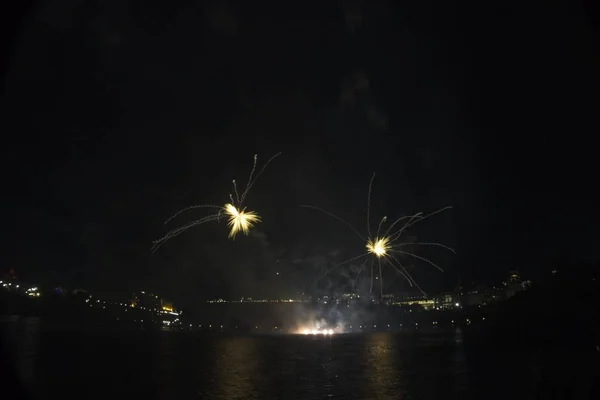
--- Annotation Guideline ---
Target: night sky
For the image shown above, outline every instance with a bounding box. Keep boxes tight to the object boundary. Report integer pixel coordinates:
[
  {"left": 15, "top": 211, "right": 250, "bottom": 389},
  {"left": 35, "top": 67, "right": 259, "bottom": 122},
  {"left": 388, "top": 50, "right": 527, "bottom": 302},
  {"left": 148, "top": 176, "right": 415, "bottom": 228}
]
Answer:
[{"left": 2, "top": 1, "right": 598, "bottom": 306}]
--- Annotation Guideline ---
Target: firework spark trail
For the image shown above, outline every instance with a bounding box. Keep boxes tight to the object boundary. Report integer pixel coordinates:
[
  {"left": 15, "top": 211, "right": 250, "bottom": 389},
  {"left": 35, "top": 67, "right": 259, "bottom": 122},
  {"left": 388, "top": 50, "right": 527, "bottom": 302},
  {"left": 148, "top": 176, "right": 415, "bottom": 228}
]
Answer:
[
  {"left": 232, "top": 180, "right": 241, "bottom": 206},
  {"left": 312, "top": 253, "right": 368, "bottom": 289},
  {"left": 156, "top": 215, "right": 221, "bottom": 243},
  {"left": 352, "top": 258, "right": 369, "bottom": 291},
  {"left": 391, "top": 242, "right": 456, "bottom": 254},
  {"left": 387, "top": 260, "right": 414, "bottom": 287},
  {"left": 368, "top": 259, "right": 374, "bottom": 292},
  {"left": 299, "top": 205, "right": 365, "bottom": 241},
  {"left": 378, "top": 258, "right": 383, "bottom": 297},
  {"left": 390, "top": 206, "right": 453, "bottom": 242},
  {"left": 369, "top": 260, "right": 375, "bottom": 294},
  {"left": 241, "top": 152, "right": 281, "bottom": 202},
  {"left": 324, "top": 253, "right": 368, "bottom": 277},
  {"left": 387, "top": 214, "right": 424, "bottom": 243},
  {"left": 302, "top": 173, "right": 454, "bottom": 298},
  {"left": 387, "top": 254, "right": 427, "bottom": 296},
  {"left": 152, "top": 214, "right": 221, "bottom": 252},
  {"left": 387, "top": 253, "right": 417, "bottom": 287},
  {"left": 400, "top": 207, "right": 451, "bottom": 233},
  {"left": 352, "top": 258, "right": 374, "bottom": 293},
  {"left": 241, "top": 154, "right": 258, "bottom": 203},
  {"left": 163, "top": 204, "right": 222, "bottom": 224},
  {"left": 376, "top": 216, "right": 387, "bottom": 238},
  {"left": 366, "top": 173, "right": 375, "bottom": 239},
  {"left": 300, "top": 204, "right": 367, "bottom": 241},
  {"left": 392, "top": 249, "right": 445, "bottom": 272},
  {"left": 152, "top": 153, "right": 279, "bottom": 251},
  {"left": 383, "top": 214, "right": 422, "bottom": 238}
]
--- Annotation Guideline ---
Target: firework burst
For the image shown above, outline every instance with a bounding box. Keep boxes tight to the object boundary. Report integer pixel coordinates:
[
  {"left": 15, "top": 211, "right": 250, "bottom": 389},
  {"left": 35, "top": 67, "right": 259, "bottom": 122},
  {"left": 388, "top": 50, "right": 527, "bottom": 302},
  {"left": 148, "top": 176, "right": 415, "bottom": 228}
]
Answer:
[
  {"left": 151, "top": 153, "right": 280, "bottom": 252},
  {"left": 223, "top": 203, "right": 261, "bottom": 239},
  {"left": 301, "top": 173, "right": 454, "bottom": 298}
]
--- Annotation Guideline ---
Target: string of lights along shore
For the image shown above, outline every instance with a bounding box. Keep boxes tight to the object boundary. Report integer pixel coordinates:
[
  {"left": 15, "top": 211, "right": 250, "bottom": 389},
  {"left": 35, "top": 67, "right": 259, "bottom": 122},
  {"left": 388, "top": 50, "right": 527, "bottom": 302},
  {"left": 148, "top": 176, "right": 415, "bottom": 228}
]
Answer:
[
  {"left": 152, "top": 152, "right": 281, "bottom": 252},
  {"left": 301, "top": 173, "right": 455, "bottom": 298}
]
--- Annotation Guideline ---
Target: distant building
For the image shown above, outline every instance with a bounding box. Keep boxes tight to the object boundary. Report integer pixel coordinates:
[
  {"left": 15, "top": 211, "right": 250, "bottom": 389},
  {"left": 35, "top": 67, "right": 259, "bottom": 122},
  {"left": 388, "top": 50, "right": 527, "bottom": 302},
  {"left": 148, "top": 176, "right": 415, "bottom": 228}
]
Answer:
[
  {"left": 461, "top": 285, "right": 492, "bottom": 306},
  {"left": 434, "top": 292, "right": 458, "bottom": 309},
  {"left": 399, "top": 297, "right": 435, "bottom": 310},
  {"left": 504, "top": 270, "right": 524, "bottom": 299},
  {"left": 384, "top": 294, "right": 435, "bottom": 309},
  {"left": 161, "top": 300, "right": 176, "bottom": 313},
  {"left": 131, "top": 291, "right": 162, "bottom": 310},
  {"left": 130, "top": 290, "right": 180, "bottom": 318}
]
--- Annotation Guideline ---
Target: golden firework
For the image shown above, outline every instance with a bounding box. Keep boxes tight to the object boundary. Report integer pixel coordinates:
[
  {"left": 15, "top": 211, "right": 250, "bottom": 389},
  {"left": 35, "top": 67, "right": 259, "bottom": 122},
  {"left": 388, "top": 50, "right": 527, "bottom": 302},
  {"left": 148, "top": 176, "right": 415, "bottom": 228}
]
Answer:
[
  {"left": 301, "top": 172, "right": 454, "bottom": 298},
  {"left": 151, "top": 153, "right": 280, "bottom": 252},
  {"left": 223, "top": 203, "right": 261, "bottom": 239},
  {"left": 366, "top": 236, "right": 391, "bottom": 257}
]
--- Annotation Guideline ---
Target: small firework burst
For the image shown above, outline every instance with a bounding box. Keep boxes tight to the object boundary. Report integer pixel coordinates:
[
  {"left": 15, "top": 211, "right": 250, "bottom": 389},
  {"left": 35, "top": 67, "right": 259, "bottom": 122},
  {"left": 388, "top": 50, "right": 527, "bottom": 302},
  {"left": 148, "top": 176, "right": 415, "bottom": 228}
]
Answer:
[
  {"left": 151, "top": 153, "right": 280, "bottom": 252},
  {"left": 223, "top": 203, "right": 261, "bottom": 239},
  {"left": 301, "top": 173, "right": 454, "bottom": 298}
]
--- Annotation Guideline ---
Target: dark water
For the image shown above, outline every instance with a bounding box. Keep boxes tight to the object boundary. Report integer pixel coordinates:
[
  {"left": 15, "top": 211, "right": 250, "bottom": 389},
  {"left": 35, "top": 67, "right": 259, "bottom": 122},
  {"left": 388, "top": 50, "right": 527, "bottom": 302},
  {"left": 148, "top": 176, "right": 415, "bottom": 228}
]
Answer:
[{"left": 2, "top": 317, "right": 598, "bottom": 399}]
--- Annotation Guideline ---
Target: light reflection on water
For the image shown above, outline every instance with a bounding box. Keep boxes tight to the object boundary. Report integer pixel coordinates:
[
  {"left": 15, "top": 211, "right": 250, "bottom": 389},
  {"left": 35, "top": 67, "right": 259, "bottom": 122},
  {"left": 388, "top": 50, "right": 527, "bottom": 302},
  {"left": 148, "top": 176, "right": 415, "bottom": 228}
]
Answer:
[
  {"left": 209, "top": 337, "right": 262, "bottom": 400},
  {"left": 366, "top": 333, "right": 404, "bottom": 399},
  {"left": 2, "top": 318, "right": 597, "bottom": 399}
]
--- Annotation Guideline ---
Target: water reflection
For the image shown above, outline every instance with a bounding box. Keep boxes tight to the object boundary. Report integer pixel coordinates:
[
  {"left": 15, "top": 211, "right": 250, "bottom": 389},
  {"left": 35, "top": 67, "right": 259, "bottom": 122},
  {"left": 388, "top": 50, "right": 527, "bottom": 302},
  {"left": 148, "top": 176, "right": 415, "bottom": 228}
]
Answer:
[
  {"left": 276, "top": 335, "right": 343, "bottom": 399},
  {"left": 3, "top": 316, "right": 41, "bottom": 397},
  {"left": 0, "top": 325, "right": 558, "bottom": 399},
  {"left": 151, "top": 333, "right": 175, "bottom": 399},
  {"left": 209, "top": 336, "right": 262, "bottom": 400},
  {"left": 451, "top": 329, "right": 471, "bottom": 395},
  {"left": 366, "top": 333, "right": 405, "bottom": 399},
  {"left": 318, "top": 338, "right": 338, "bottom": 398}
]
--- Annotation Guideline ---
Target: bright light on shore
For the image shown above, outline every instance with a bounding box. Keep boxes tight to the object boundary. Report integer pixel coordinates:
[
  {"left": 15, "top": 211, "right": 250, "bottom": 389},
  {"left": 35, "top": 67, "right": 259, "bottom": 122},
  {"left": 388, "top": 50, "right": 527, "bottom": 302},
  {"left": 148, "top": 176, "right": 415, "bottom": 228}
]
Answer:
[{"left": 298, "top": 327, "right": 335, "bottom": 335}]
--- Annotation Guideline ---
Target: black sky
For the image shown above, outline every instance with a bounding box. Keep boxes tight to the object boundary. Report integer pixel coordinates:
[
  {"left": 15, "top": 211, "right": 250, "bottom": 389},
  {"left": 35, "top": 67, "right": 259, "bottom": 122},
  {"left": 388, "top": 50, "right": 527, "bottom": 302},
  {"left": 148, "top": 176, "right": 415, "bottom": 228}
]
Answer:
[{"left": 1, "top": 1, "right": 598, "bottom": 305}]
